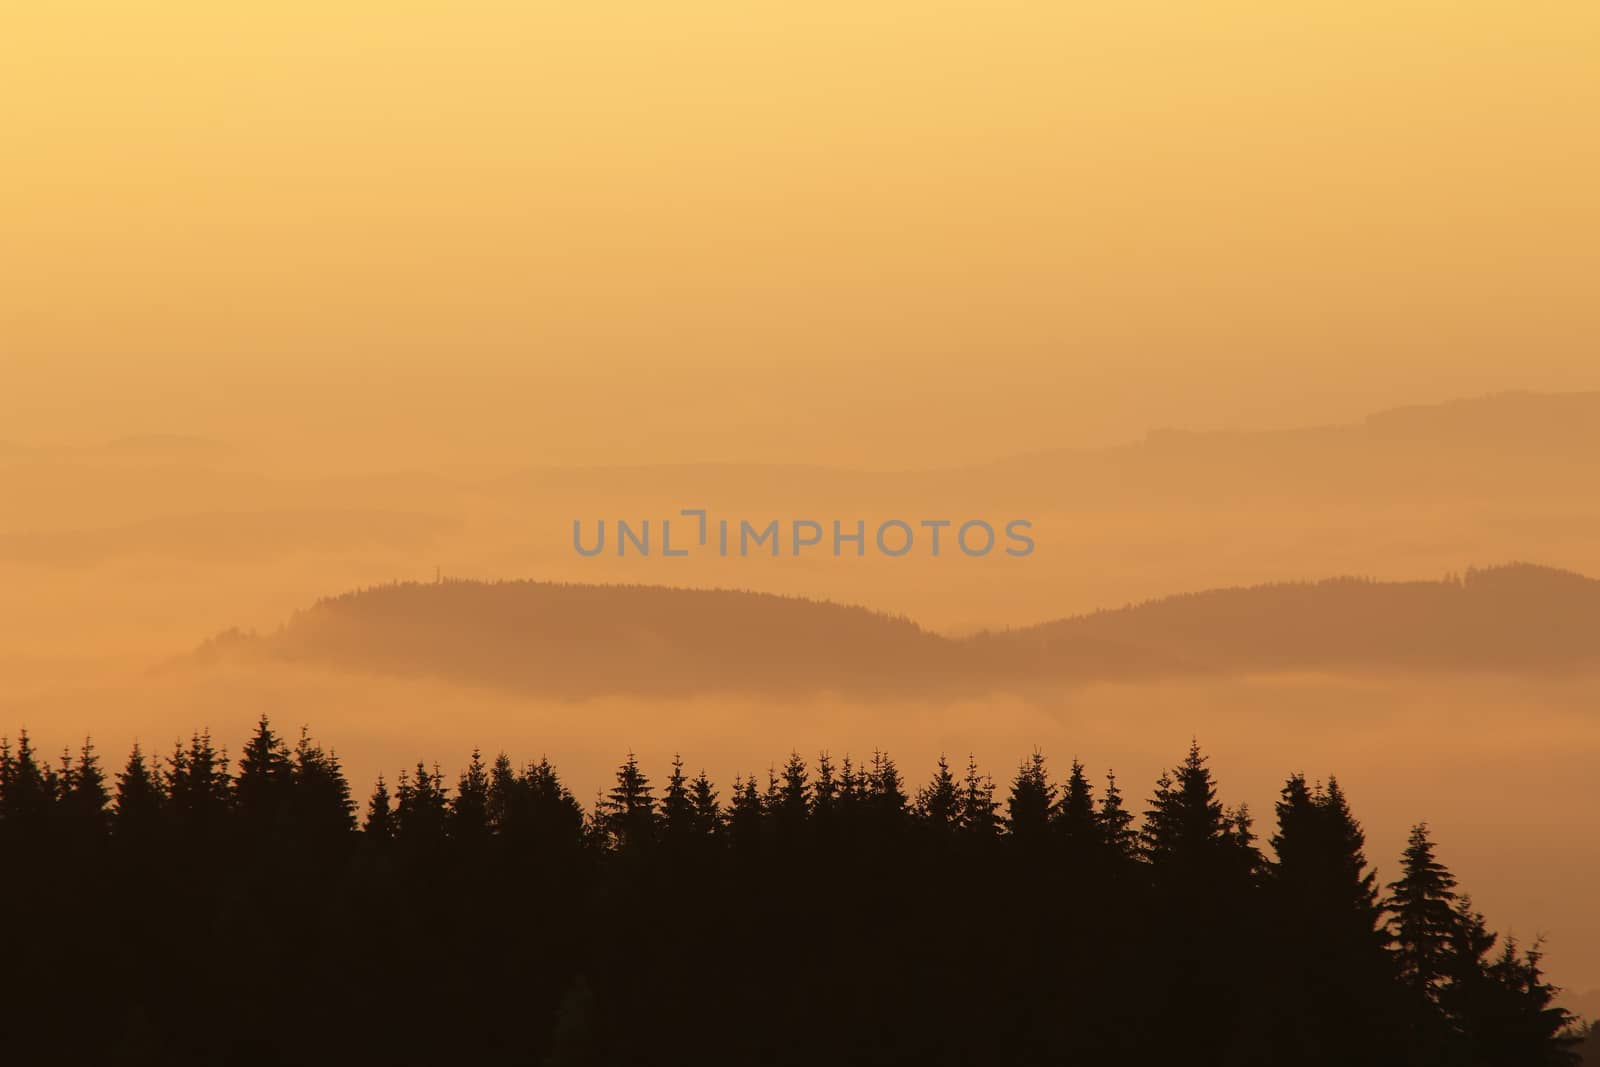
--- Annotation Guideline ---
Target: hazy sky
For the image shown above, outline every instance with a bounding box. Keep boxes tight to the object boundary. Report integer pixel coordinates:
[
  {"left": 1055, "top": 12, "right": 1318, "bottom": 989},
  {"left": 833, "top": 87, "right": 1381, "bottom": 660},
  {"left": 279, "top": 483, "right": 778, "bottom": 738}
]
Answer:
[{"left": 6, "top": 2, "right": 1598, "bottom": 467}]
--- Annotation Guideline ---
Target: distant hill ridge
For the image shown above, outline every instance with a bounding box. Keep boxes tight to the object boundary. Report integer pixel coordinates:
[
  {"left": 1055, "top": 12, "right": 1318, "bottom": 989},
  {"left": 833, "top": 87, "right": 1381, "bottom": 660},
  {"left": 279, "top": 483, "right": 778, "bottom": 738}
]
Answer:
[
  {"left": 985, "top": 563, "right": 1600, "bottom": 677},
  {"left": 200, "top": 580, "right": 951, "bottom": 697},
  {"left": 198, "top": 563, "right": 1600, "bottom": 696}
]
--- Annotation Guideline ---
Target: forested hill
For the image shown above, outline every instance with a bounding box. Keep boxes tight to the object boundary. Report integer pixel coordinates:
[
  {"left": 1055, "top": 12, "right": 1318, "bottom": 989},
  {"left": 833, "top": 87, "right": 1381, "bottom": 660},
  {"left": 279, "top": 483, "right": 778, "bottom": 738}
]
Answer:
[
  {"left": 197, "top": 564, "right": 1600, "bottom": 695},
  {"left": 986, "top": 563, "right": 1600, "bottom": 678},
  {"left": 200, "top": 580, "right": 955, "bottom": 696}
]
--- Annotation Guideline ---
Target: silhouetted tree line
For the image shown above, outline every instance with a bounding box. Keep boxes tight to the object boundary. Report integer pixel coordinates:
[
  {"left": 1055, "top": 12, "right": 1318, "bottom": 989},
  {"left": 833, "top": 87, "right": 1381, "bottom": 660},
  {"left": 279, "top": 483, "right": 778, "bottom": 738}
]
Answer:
[{"left": 0, "top": 719, "right": 1583, "bottom": 1066}]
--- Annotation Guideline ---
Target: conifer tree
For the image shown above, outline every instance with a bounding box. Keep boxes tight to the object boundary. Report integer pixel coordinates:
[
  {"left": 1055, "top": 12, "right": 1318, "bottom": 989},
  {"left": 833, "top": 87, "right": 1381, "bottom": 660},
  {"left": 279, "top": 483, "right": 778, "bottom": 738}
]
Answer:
[
  {"left": 688, "top": 770, "right": 721, "bottom": 839},
  {"left": 0, "top": 729, "right": 53, "bottom": 832},
  {"left": 112, "top": 742, "right": 165, "bottom": 837},
  {"left": 234, "top": 714, "right": 293, "bottom": 837},
  {"left": 583, "top": 790, "right": 609, "bottom": 851},
  {"left": 915, "top": 754, "right": 961, "bottom": 833},
  {"left": 1384, "top": 823, "right": 1459, "bottom": 1003},
  {"left": 487, "top": 753, "right": 518, "bottom": 833},
  {"left": 1267, "top": 774, "right": 1394, "bottom": 1061},
  {"left": 959, "top": 755, "right": 1000, "bottom": 839},
  {"left": 1097, "top": 770, "right": 1138, "bottom": 862},
  {"left": 1477, "top": 939, "right": 1581, "bottom": 1066},
  {"left": 1228, "top": 803, "right": 1261, "bottom": 865},
  {"left": 57, "top": 738, "right": 110, "bottom": 839},
  {"left": 395, "top": 761, "right": 450, "bottom": 844},
  {"left": 1005, "top": 751, "right": 1056, "bottom": 844},
  {"left": 452, "top": 748, "right": 491, "bottom": 842},
  {"left": 726, "top": 775, "right": 763, "bottom": 849},
  {"left": 166, "top": 730, "right": 230, "bottom": 839},
  {"left": 866, "top": 750, "right": 907, "bottom": 825},
  {"left": 364, "top": 775, "right": 395, "bottom": 840},
  {"left": 1141, "top": 741, "right": 1258, "bottom": 886},
  {"left": 605, "top": 752, "right": 657, "bottom": 851},
  {"left": 761, "top": 765, "right": 782, "bottom": 816},
  {"left": 1271, "top": 775, "right": 1385, "bottom": 944},
  {"left": 811, "top": 752, "right": 837, "bottom": 822},
  {"left": 518, "top": 758, "right": 586, "bottom": 851},
  {"left": 1439, "top": 895, "right": 1500, "bottom": 1036},
  {"left": 775, "top": 752, "right": 809, "bottom": 832},
  {"left": 659, "top": 754, "right": 695, "bottom": 843},
  {"left": 290, "top": 728, "right": 356, "bottom": 841},
  {"left": 1138, "top": 742, "right": 1263, "bottom": 1066},
  {"left": 1428, "top": 896, "right": 1577, "bottom": 1063},
  {"left": 836, "top": 757, "right": 862, "bottom": 823},
  {"left": 1055, "top": 759, "right": 1099, "bottom": 856}
]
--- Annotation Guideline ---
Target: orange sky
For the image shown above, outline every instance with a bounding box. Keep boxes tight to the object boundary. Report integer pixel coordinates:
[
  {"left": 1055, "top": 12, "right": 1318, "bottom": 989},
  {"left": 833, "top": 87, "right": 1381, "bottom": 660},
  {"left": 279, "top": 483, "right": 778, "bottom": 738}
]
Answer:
[{"left": 6, "top": 2, "right": 1599, "bottom": 468}]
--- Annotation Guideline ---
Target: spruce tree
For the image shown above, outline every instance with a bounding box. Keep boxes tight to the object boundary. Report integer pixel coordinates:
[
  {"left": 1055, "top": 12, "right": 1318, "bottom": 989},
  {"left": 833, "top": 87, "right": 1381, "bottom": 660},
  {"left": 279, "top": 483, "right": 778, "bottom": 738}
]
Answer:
[
  {"left": 811, "top": 752, "right": 837, "bottom": 822},
  {"left": 761, "top": 765, "right": 782, "bottom": 817},
  {"left": 1439, "top": 894, "right": 1500, "bottom": 1047},
  {"left": 1055, "top": 759, "right": 1098, "bottom": 856},
  {"left": 57, "top": 738, "right": 110, "bottom": 839},
  {"left": 958, "top": 755, "right": 1000, "bottom": 840},
  {"left": 0, "top": 730, "right": 53, "bottom": 833},
  {"left": 452, "top": 748, "right": 491, "bottom": 843},
  {"left": 866, "top": 750, "right": 907, "bottom": 826},
  {"left": 659, "top": 754, "right": 695, "bottom": 843},
  {"left": 1005, "top": 751, "right": 1056, "bottom": 844},
  {"left": 364, "top": 775, "right": 395, "bottom": 840},
  {"left": 1140, "top": 742, "right": 1263, "bottom": 1065},
  {"left": 604, "top": 752, "right": 657, "bottom": 851},
  {"left": 726, "top": 775, "right": 763, "bottom": 849},
  {"left": 112, "top": 742, "right": 166, "bottom": 838},
  {"left": 835, "top": 756, "right": 862, "bottom": 824},
  {"left": 290, "top": 729, "right": 356, "bottom": 842},
  {"left": 583, "top": 790, "right": 610, "bottom": 851},
  {"left": 1142, "top": 741, "right": 1259, "bottom": 888},
  {"left": 1384, "top": 823, "right": 1459, "bottom": 1003},
  {"left": 395, "top": 762, "right": 450, "bottom": 845},
  {"left": 1271, "top": 775, "right": 1385, "bottom": 944},
  {"left": 1478, "top": 939, "right": 1581, "bottom": 1066},
  {"left": 915, "top": 754, "right": 961, "bottom": 834},
  {"left": 688, "top": 770, "right": 721, "bottom": 839},
  {"left": 1097, "top": 770, "right": 1138, "bottom": 863},
  {"left": 1267, "top": 774, "right": 1395, "bottom": 1062},
  {"left": 775, "top": 752, "right": 809, "bottom": 832},
  {"left": 234, "top": 714, "right": 293, "bottom": 838},
  {"left": 521, "top": 758, "right": 586, "bottom": 852},
  {"left": 487, "top": 753, "right": 517, "bottom": 833},
  {"left": 166, "top": 731, "right": 230, "bottom": 841}
]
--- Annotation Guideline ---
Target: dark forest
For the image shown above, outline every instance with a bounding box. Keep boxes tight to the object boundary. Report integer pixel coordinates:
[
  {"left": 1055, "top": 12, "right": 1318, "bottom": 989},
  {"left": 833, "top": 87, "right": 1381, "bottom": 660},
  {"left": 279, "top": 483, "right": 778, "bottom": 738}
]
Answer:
[{"left": 0, "top": 717, "right": 1586, "bottom": 1066}]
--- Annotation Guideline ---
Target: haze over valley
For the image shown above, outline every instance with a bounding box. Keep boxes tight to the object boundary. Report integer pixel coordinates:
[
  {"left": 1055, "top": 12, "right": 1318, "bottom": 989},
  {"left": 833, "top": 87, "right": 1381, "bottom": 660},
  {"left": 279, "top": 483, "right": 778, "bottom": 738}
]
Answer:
[{"left": 5, "top": 396, "right": 1600, "bottom": 1000}]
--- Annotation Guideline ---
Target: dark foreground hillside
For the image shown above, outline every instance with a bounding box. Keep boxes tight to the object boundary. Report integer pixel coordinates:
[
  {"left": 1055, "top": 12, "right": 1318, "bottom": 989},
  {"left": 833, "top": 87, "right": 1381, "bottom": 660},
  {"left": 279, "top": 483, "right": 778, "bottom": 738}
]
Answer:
[{"left": 0, "top": 718, "right": 1582, "bottom": 1066}]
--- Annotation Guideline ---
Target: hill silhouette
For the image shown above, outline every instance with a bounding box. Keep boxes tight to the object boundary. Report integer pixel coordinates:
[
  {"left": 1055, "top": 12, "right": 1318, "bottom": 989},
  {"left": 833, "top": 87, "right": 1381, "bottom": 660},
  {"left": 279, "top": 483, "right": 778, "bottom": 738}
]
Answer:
[
  {"left": 985, "top": 563, "right": 1600, "bottom": 678},
  {"left": 965, "top": 390, "right": 1600, "bottom": 506},
  {"left": 14, "top": 389, "right": 1600, "bottom": 656},
  {"left": 488, "top": 390, "right": 1600, "bottom": 503},
  {"left": 198, "top": 563, "right": 1600, "bottom": 696},
  {"left": 202, "top": 580, "right": 955, "bottom": 696}
]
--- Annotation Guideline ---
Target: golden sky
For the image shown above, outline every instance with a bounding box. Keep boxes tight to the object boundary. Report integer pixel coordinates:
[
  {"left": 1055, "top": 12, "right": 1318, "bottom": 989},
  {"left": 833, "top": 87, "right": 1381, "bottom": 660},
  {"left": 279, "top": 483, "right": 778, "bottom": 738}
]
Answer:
[{"left": 5, "top": 2, "right": 1599, "bottom": 466}]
